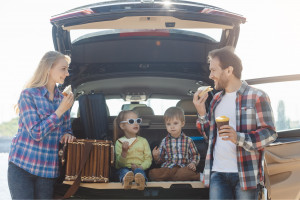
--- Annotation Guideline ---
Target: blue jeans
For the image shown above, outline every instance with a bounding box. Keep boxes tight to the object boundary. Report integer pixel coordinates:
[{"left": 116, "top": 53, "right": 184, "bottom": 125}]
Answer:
[
  {"left": 210, "top": 172, "right": 258, "bottom": 200},
  {"left": 7, "top": 162, "right": 57, "bottom": 199},
  {"left": 117, "top": 167, "right": 147, "bottom": 182}
]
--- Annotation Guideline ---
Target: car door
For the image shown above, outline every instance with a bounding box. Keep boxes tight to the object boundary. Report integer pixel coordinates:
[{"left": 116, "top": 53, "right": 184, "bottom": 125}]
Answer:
[{"left": 247, "top": 74, "right": 300, "bottom": 200}]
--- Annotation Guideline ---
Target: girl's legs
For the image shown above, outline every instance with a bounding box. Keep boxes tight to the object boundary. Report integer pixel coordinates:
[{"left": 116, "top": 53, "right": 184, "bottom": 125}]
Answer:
[
  {"left": 118, "top": 167, "right": 134, "bottom": 189},
  {"left": 133, "top": 168, "right": 147, "bottom": 190}
]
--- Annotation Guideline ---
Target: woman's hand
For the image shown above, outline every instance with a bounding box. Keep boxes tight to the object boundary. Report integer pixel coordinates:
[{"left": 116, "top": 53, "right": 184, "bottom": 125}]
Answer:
[
  {"left": 55, "top": 93, "right": 74, "bottom": 118},
  {"left": 60, "top": 133, "right": 76, "bottom": 144}
]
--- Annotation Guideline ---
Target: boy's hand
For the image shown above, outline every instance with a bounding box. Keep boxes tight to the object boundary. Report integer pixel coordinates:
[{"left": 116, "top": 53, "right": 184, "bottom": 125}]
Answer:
[
  {"left": 121, "top": 142, "right": 129, "bottom": 158},
  {"left": 187, "top": 163, "right": 196, "bottom": 171},
  {"left": 152, "top": 146, "right": 160, "bottom": 161}
]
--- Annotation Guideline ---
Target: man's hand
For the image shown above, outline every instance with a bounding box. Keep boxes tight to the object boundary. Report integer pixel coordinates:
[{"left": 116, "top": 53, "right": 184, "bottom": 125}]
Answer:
[
  {"left": 219, "top": 125, "right": 237, "bottom": 144},
  {"left": 152, "top": 146, "right": 160, "bottom": 161},
  {"left": 187, "top": 163, "right": 196, "bottom": 171},
  {"left": 193, "top": 90, "right": 208, "bottom": 116},
  {"left": 60, "top": 133, "right": 76, "bottom": 144},
  {"left": 121, "top": 142, "right": 129, "bottom": 158}
]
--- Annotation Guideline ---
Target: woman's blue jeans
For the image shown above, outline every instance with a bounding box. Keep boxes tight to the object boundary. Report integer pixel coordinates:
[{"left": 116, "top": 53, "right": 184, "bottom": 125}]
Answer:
[
  {"left": 117, "top": 167, "right": 147, "bottom": 182},
  {"left": 7, "top": 162, "right": 57, "bottom": 199},
  {"left": 209, "top": 172, "right": 259, "bottom": 200}
]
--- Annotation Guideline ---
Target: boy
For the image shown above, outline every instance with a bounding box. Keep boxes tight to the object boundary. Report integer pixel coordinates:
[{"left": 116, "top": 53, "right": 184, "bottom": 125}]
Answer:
[{"left": 149, "top": 107, "right": 200, "bottom": 181}]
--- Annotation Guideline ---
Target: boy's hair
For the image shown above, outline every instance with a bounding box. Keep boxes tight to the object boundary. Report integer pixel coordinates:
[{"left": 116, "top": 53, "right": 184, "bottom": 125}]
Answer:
[
  {"left": 208, "top": 46, "right": 243, "bottom": 79},
  {"left": 113, "top": 110, "right": 139, "bottom": 143},
  {"left": 163, "top": 107, "right": 185, "bottom": 122}
]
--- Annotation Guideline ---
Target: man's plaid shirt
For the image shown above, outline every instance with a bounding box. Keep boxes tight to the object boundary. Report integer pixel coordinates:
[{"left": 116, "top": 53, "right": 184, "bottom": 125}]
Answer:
[{"left": 197, "top": 81, "right": 277, "bottom": 190}]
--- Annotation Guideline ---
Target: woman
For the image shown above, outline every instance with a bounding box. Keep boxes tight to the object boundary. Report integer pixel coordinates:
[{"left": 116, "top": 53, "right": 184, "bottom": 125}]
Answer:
[{"left": 8, "top": 51, "right": 75, "bottom": 199}]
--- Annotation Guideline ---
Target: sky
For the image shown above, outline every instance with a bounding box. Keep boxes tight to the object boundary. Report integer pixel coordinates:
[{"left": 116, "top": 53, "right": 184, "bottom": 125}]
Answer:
[{"left": 1, "top": 0, "right": 300, "bottom": 124}]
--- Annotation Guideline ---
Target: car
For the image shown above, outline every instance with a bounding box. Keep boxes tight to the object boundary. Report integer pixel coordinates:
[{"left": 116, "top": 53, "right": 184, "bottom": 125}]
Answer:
[{"left": 50, "top": 0, "right": 300, "bottom": 199}]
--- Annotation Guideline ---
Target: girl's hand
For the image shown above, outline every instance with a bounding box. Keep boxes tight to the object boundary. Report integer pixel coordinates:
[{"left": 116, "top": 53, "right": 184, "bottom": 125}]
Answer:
[
  {"left": 56, "top": 93, "right": 74, "bottom": 118},
  {"left": 121, "top": 142, "right": 129, "bottom": 158},
  {"left": 60, "top": 133, "right": 76, "bottom": 144},
  {"left": 152, "top": 146, "right": 160, "bottom": 161},
  {"left": 187, "top": 163, "right": 196, "bottom": 171}
]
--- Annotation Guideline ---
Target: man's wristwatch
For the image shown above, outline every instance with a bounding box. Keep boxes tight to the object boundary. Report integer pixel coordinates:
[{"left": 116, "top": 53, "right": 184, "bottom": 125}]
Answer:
[{"left": 198, "top": 114, "right": 206, "bottom": 123}]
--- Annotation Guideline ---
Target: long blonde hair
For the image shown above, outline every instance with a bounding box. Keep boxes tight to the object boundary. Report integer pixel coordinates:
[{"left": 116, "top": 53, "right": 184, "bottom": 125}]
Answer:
[
  {"left": 113, "top": 110, "right": 139, "bottom": 143},
  {"left": 24, "top": 51, "right": 71, "bottom": 89},
  {"left": 15, "top": 51, "right": 71, "bottom": 113}
]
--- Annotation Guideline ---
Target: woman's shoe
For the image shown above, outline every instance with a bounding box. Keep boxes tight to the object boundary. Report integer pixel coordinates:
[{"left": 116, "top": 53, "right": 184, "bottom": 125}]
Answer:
[{"left": 134, "top": 173, "right": 145, "bottom": 190}]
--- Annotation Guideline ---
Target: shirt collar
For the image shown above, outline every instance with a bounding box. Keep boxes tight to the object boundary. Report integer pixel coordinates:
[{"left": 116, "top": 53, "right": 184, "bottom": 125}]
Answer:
[
  {"left": 40, "top": 85, "right": 61, "bottom": 102},
  {"left": 167, "top": 132, "right": 185, "bottom": 139},
  {"left": 237, "top": 80, "right": 248, "bottom": 95}
]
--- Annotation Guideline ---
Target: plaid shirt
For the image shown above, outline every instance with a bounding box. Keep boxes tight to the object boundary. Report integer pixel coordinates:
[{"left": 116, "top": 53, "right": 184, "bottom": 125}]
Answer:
[
  {"left": 157, "top": 132, "right": 200, "bottom": 168},
  {"left": 197, "top": 81, "right": 277, "bottom": 190},
  {"left": 9, "top": 86, "right": 72, "bottom": 178}
]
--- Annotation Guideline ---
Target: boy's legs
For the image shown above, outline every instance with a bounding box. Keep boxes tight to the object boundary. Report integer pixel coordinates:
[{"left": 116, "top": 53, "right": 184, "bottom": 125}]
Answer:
[
  {"left": 149, "top": 167, "right": 179, "bottom": 181},
  {"left": 171, "top": 166, "right": 200, "bottom": 181}
]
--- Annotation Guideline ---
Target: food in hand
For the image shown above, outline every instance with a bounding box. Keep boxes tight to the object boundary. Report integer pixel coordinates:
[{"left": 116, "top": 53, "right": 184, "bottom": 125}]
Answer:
[
  {"left": 62, "top": 85, "right": 72, "bottom": 96},
  {"left": 198, "top": 86, "right": 213, "bottom": 97},
  {"left": 118, "top": 137, "right": 137, "bottom": 148}
]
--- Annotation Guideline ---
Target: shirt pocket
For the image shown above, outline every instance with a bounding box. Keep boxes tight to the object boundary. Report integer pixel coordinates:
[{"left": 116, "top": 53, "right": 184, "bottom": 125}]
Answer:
[{"left": 241, "top": 106, "right": 257, "bottom": 129}]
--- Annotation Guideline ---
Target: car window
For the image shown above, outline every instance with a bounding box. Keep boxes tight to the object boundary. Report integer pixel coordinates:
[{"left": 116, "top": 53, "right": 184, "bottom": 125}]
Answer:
[
  {"left": 253, "top": 80, "right": 300, "bottom": 131},
  {"left": 106, "top": 98, "right": 180, "bottom": 116},
  {"left": 70, "top": 28, "right": 222, "bottom": 43}
]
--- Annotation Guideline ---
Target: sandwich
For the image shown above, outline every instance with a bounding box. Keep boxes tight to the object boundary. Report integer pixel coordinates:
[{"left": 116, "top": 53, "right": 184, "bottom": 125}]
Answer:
[
  {"left": 118, "top": 137, "right": 137, "bottom": 148},
  {"left": 197, "top": 86, "right": 213, "bottom": 97},
  {"left": 62, "top": 85, "right": 72, "bottom": 96}
]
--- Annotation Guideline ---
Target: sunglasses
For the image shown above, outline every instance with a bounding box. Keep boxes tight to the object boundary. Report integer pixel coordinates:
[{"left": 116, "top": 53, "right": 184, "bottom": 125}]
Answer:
[{"left": 120, "top": 118, "right": 142, "bottom": 124}]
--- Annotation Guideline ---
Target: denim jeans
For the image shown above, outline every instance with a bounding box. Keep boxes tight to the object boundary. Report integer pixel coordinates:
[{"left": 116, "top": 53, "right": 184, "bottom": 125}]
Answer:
[
  {"left": 117, "top": 167, "right": 147, "bottom": 182},
  {"left": 7, "top": 162, "right": 57, "bottom": 199},
  {"left": 210, "top": 172, "right": 258, "bottom": 200}
]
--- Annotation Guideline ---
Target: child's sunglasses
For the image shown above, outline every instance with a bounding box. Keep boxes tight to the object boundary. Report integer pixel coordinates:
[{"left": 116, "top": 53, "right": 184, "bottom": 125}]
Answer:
[{"left": 120, "top": 118, "right": 142, "bottom": 124}]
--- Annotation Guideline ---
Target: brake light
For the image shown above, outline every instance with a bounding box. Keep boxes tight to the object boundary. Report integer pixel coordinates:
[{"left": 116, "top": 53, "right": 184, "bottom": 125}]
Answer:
[
  {"left": 120, "top": 29, "right": 170, "bottom": 37},
  {"left": 50, "top": 8, "right": 94, "bottom": 22}
]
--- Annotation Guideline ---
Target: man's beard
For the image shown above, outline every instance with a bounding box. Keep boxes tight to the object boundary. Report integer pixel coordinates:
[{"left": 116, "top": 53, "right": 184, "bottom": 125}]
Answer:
[{"left": 215, "top": 72, "right": 229, "bottom": 90}]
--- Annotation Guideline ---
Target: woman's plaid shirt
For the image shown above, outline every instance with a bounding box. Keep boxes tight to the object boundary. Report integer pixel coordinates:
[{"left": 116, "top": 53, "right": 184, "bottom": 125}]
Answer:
[
  {"left": 197, "top": 81, "right": 277, "bottom": 190},
  {"left": 9, "top": 86, "right": 72, "bottom": 178}
]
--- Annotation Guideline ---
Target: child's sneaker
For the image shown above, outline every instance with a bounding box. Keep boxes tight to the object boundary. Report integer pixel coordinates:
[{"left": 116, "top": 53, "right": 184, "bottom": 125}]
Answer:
[
  {"left": 123, "top": 171, "right": 134, "bottom": 189},
  {"left": 134, "top": 173, "right": 145, "bottom": 190}
]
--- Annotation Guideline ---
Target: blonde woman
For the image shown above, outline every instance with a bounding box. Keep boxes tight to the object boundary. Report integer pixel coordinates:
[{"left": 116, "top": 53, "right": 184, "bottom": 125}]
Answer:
[{"left": 7, "top": 51, "right": 75, "bottom": 199}]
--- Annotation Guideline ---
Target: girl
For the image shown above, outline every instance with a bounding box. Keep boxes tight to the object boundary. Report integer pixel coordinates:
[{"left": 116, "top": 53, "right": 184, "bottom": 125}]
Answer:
[
  {"left": 8, "top": 51, "right": 75, "bottom": 199},
  {"left": 113, "top": 110, "right": 152, "bottom": 190}
]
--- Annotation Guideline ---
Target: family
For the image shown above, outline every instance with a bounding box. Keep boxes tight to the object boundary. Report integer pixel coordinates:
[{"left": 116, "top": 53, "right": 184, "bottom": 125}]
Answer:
[{"left": 7, "top": 47, "right": 277, "bottom": 199}]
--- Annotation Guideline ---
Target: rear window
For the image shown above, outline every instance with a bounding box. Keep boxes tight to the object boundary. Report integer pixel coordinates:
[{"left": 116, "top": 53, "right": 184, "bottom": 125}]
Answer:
[
  {"left": 70, "top": 28, "right": 222, "bottom": 43},
  {"left": 254, "top": 80, "right": 300, "bottom": 131}
]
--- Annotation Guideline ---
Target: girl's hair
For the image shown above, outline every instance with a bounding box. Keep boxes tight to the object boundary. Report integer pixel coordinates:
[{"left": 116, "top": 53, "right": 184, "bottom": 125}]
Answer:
[
  {"left": 24, "top": 51, "right": 71, "bottom": 89},
  {"left": 113, "top": 110, "right": 139, "bottom": 143}
]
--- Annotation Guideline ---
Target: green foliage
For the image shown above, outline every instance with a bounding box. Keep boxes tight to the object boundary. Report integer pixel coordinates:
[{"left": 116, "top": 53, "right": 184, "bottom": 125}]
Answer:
[{"left": 0, "top": 118, "right": 19, "bottom": 137}]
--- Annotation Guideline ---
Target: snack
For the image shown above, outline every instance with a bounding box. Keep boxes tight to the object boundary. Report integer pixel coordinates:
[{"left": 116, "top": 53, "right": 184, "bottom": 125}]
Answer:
[
  {"left": 62, "top": 85, "right": 72, "bottom": 96},
  {"left": 118, "top": 137, "right": 137, "bottom": 148},
  {"left": 215, "top": 116, "right": 230, "bottom": 132},
  {"left": 198, "top": 86, "right": 213, "bottom": 97}
]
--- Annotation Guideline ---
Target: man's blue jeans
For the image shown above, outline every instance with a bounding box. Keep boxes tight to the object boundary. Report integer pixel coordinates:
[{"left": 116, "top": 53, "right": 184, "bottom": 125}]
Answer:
[
  {"left": 117, "top": 167, "right": 147, "bottom": 182},
  {"left": 7, "top": 162, "right": 57, "bottom": 199},
  {"left": 210, "top": 172, "right": 259, "bottom": 200}
]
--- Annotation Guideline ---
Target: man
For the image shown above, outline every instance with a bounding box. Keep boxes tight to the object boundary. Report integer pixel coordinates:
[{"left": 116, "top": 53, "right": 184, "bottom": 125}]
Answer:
[{"left": 193, "top": 47, "right": 277, "bottom": 199}]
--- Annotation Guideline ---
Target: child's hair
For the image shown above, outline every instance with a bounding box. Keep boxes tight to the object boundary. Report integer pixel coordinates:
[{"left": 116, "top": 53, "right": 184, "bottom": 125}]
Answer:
[
  {"left": 163, "top": 107, "right": 185, "bottom": 123},
  {"left": 113, "top": 110, "right": 139, "bottom": 143}
]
